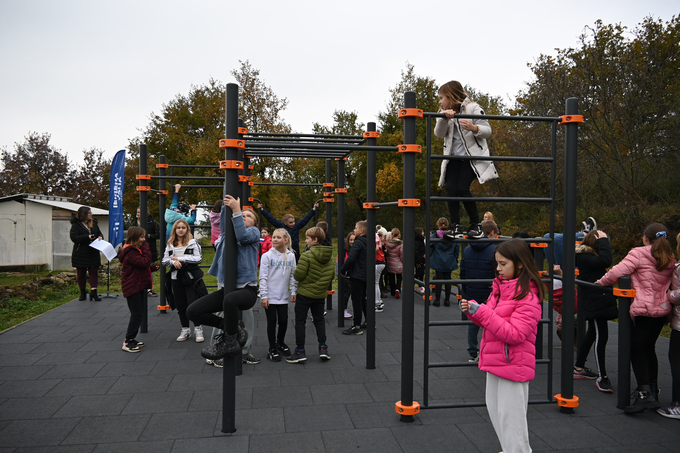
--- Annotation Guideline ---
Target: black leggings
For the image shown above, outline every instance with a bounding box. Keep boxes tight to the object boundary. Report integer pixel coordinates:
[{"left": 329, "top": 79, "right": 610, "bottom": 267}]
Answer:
[
  {"left": 630, "top": 315, "right": 666, "bottom": 388},
  {"left": 669, "top": 329, "right": 680, "bottom": 402},
  {"left": 350, "top": 278, "right": 367, "bottom": 327},
  {"left": 434, "top": 270, "right": 452, "bottom": 302},
  {"left": 171, "top": 279, "right": 199, "bottom": 328},
  {"left": 388, "top": 272, "right": 402, "bottom": 295},
  {"left": 445, "top": 160, "right": 479, "bottom": 225},
  {"left": 575, "top": 317, "right": 609, "bottom": 377},
  {"left": 186, "top": 286, "right": 257, "bottom": 335},
  {"left": 125, "top": 290, "right": 145, "bottom": 341},
  {"left": 265, "top": 304, "right": 289, "bottom": 349},
  {"left": 341, "top": 277, "right": 352, "bottom": 310}
]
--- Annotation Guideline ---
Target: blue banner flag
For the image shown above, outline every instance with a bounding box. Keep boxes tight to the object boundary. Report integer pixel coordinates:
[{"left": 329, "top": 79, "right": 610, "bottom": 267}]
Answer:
[{"left": 108, "top": 149, "right": 126, "bottom": 249}]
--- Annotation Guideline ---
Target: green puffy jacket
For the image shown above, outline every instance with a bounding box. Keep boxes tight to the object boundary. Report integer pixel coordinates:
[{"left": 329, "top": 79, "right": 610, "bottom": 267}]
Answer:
[{"left": 295, "top": 245, "right": 335, "bottom": 299}]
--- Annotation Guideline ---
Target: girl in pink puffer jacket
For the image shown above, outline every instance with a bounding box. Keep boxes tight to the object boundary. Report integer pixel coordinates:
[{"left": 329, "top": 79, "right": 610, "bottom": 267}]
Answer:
[
  {"left": 597, "top": 223, "right": 675, "bottom": 414},
  {"left": 461, "top": 238, "right": 544, "bottom": 453}
]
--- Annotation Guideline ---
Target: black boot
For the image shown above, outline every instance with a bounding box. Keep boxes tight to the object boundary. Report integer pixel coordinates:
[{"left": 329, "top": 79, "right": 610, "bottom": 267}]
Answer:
[
  {"left": 650, "top": 381, "right": 660, "bottom": 402},
  {"left": 624, "top": 385, "right": 660, "bottom": 414},
  {"left": 201, "top": 333, "right": 240, "bottom": 360},
  {"left": 433, "top": 300, "right": 440, "bottom": 307},
  {"left": 237, "top": 320, "right": 248, "bottom": 347},
  {"left": 79, "top": 289, "right": 87, "bottom": 301},
  {"left": 90, "top": 289, "right": 101, "bottom": 301}
]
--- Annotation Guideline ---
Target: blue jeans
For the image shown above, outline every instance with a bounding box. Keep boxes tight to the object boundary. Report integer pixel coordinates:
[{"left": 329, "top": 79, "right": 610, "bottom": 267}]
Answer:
[
  {"left": 543, "top": 232, "right": 585, "bottom": 266},
  {"left": 468, "top": 324, "right": 481, "bottom": 357}
]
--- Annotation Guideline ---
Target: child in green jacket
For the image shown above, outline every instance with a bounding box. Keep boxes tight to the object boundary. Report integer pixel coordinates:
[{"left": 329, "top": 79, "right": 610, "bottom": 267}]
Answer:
[{"left": 287, "top": 227, "right": 335, "bottom": 363}]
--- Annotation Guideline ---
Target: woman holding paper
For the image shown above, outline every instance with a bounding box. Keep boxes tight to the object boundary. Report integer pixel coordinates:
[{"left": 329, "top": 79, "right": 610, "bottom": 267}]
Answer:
[{"left": 70, "top": 206, "right": 103, "bottom": 301}]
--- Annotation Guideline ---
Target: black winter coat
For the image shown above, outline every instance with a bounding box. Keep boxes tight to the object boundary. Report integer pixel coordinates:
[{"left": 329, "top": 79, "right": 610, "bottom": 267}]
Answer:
[
  {"left": 340, "top": 235, "right": 368, "bottom": 281},
  {"left": 575, "top": 237, "right": 618, "bottom": 320},
  {"left": 460, "top": 241, "right": 496, "bottom": 302},
  {"left": 414, "top": 237, "right": 426, "bottom": 267},
  {"left": 70, "top": 217, "right": 103, "bottom": 269},
  {"left": 132, "top": 215, "right": 160, "bottom": 262}
]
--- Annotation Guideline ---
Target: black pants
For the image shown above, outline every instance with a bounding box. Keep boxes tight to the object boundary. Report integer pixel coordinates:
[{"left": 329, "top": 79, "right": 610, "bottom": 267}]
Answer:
[
  {"left": 388, "top": 272, "right": 402, "bottom": 296},
  {"left": 125, "top": 290, "right": 145, "bottom": 341},
  {"left": 630, "top": 315, "right": 666, "bottom": 387},
  {"left": 669, "top": 329, "right": 680, "bottom": 402},
  {"left": 186, "top": 286, "right": 257, "bottom": 335},
  {"left": 434, "top": 270, "right": 452, "bottom": 302},
  {"left": 294, "top": 294, "right": 327, "bottom": 350},
  {"left": 350, "top": 278, "right": 367, "bottom": 327},
  {"left": 415, "top": 264, "right": 425, "bottom": 284},
  {"left": 265, "top": 303, "right": 289, "bottom": 349},
  {"left": 445, "top": 160, "right": 479, "bottom": 225},
  {"left": 171, "top": 279, "right": 199, "bottom": 328},
  {"left": 575, "top": 317, "right": 609, "bottom": 377},
  {"left": 341, "top": 277, "right": 352, "bottom": 309}
]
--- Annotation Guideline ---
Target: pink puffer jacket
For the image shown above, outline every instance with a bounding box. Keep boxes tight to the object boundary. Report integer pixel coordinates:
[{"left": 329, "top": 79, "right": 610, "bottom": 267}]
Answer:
[
  {"left": 385, "top": 239, "right": 403, "bottom": 274},
  {"left": 598, "top": 245, "right": 674, "bottom": 320},
  {"left": 667, "top": 264, "right": 680, "bottom": 331},
  {"left": 467, "top": 278, "right": 542, "bottom": 382}
]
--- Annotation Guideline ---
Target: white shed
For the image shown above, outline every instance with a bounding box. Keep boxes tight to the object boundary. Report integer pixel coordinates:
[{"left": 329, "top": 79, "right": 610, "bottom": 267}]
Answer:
[{"left": 0, "top": 194, "right": 109, "bottom": 271}]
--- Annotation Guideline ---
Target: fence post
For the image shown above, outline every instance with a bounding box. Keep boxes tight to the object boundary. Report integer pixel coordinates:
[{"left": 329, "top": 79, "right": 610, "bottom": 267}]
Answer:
[
  {"left": 616, "top": 276, "right": 633, "bottom": 410},
  {"left": 336, "top": 157, "right": 346, "bottom": 328},
  {"left": 158, "top": 155, "right": 168, "bottom": 314},
  {"left": 365, "top": 123, "right": 377, "bottom": 370},
  {"left": 326, "top": 158, "right": 334, "bottom": 311},
  {"left": 139, "top": 144, "right": 149, "bottom": 333}
]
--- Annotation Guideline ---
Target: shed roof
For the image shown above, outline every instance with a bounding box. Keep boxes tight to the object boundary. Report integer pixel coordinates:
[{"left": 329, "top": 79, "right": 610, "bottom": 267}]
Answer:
[{"left": 0, "top": 193, "right": 108, "bottom": 215}]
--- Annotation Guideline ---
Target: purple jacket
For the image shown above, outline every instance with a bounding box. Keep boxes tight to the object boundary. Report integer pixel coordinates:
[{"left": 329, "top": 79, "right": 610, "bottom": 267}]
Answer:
[
  {"left": 467, "top": 278, "right": 542, "bottom": 382},
  {"left": 665, "top": 263, "right": 680, "bottom": 331},
  {"left": 598, "top": 245, "right": 674, "bottom": 320}
]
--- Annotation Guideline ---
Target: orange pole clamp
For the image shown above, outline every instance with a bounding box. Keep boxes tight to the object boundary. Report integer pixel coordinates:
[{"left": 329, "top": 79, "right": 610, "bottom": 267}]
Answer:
[
  {"left": 363, "top": 131, "right": 381, "bottom": 138},
  {"left": 238, "top": 175, "right": 252, "bottom": 182},
  {"left": 248, "top": 197, "right": 254, "bottom": 202},
  {"left": 397, "top": 108, "right": 424, "bottom": 119},
  {"left": 327, "top": 290, "right": 335, "bottom": 295},
  {"left": 397, "top": 144, "right": 422, "bottom": 154},
  {"left": 244, "top": 156, "right": 252, "bottom": 159},
  {"left": 218, "top": 139, "right": 246, "bottom": 149},
  {"left": 249, "top": 165, "right": 254, "bottom": 170},
  {"left": 157, "top": 190, "right": 169, "bottom": 195},
  {"left": 425, "top": 295, "right": 433, "bottom": 301},
  {"left": 395, "top": 401, "right": 421, "bottom": 415},
  {"left": 456, "top": 294, "right": 463, "bottom": 300},
  {"left": 323, "top": 198, "right": 335, "bottom": 203},
  {"left": 398, "top": 199, "right": 421, "bottom": 207},
  {"left": 238, "top": 127, "right": 248, "bottom": 135},
  {"left": 136, "top": 174, "right": 151, "bottom": 180},
  {"left": 248, "top": 182, "right": 254, "bottom": 186},
  {"left": 554, "top": 394, "right": 579, "bottom": 408},
  {"left": 335, "top": 157, "right": 348, "bottom": 161},
  {"left": 613, "top": 288, "right": 637, "bottom": 298},
  {"left": 559, "top": 115, "right": 584, "bottom": 125},
  {"left": 530, "top": 243, "right": 548, "bottom": 248},
  {"left": 156, "top": 163, "right": 169, "bottom": 169},
  {"left": 157, "top": 304, "right": 170, "bottom": 311},
  {"left": 136, "top": 186, "right": 151, "bottom": 192},
  {"left": 335, "top": 188, "right": 348, "bottom": 193},
  {"left": 430, "top": 284, "right": 436, "bottom": 289},
  {"left": 323, "top": 182, "right": 335, "bottom": 187},
  {"left": 243, "top": 206, "right": 254, "bottom": 211},
  {"left": 575, "top": 269, "right": 580, "bottom": 276},
  {"left": 363, "top": 202, "right": 379, "bottom": 210},
  {"left": 220, "top": 160, "right": 244, "bottom": 170},
  {"left": 323, "top": 192, "right": 334, "bottom": 197}
]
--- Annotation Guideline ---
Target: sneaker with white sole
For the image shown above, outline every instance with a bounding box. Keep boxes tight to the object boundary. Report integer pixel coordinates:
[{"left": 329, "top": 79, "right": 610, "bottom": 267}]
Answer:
[
  {"left": 344, "top": 310, "right": 353, "bottom": 319},
  {"left": 205, "top": 358, "right": 224, "bottom": 368},
  {"left": 176, "top": 327, "right": 191, "bottom": 342},
  {"left": 242, "top": 353, "right": 261, "bottom": 364},
  {"left": 319, "top": 344, "right": 330, "bottom": 360},
  {"left": 194, "top": 326, "right": 204, "bottom": 343},
  {"left": 127, "top": 338, "right": 144, "bottom": 348},
  {"left": 468, "top": 355, "right": 479, "bottom": 363},
  {"left": 657, "top": 401, "right": 680, "bottom": 419},
  {"left": 122, "top": 341, "right": 141, "bottom": 353},
  {"left": 596, "top": 376, "right": 613, "bottom": 393},
  {"left": 573, "top": 366, "right": 597, "bottom": 380},
  {"left": 342, "top": 325, "right": 363, "bottom": 335}
]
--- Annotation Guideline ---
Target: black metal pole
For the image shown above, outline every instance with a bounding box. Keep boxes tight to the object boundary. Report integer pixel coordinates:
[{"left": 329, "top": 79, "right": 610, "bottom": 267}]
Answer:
[
  {"left": 139, "top": 144, "right": 149, "bottom": 333},
  {"left": 617, "top": 276, "right": 633, "bottom": 410},
  {"left": 326, "top": 158, "right": 333, "bottom": 311},
  {"left": 365, "top": 123, "right": 377, "bottom": 370},
  {"left": 221, "top": 83, "right": 240, "bottom": 434},
  {"left": 158, "top": 155, "right": 168, "bottom": 314},
  {"left": 559, "top": 97, "right": 579, "bottom": 414},
  {"left": 399, "top": 92, "right": 417, "bottom": 422},
  {"left": 533, "top": 245, "right": 544, "bottom": 359},
  {"left": 337, "top": 158, "right": 346, "bottom": 328},
  {"left": 423, "top": 115, "right": 432, "bottom": 408}
]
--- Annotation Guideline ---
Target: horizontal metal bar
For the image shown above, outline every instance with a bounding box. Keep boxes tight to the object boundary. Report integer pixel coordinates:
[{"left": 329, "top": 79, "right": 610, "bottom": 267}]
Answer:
[
  {"left": 428, "top": 361, "right": 478, "bottom": 368},
  {"left": 173, "top": 185, "right": 224, "bottom": 189},
  {"left": 431, "top": 155, "right": 553, "bottom": 163},
  {"left": 373, "top": 202, "right": 399, "bottom": 208},
  {"left": 246, "top": 141, "right": 398, "bottom": 152},
  {"left": 432, "top": 196, "right": 553, "bottom": 203},
  {"left": 246, "top": 132, "right": 364, "bottom": 139},
  {"left": 151, "top": 176, "right": 224, "bottom": 180},
  {"left": 423, "top": 112, "right": 561, "bottom": 123},
  {"left": 166, "top": 165, "right": 220, "bottom": 169},
  {"left": 253, "top": 182, "right": 324, "bottom": 187},
  {"left": 428, "top": 318, "right": 553, "bottom": 327},
  {"left": 245, "top": 136, "right": 364, "bottom": 145},
  {"left": 422, "top": 399, "right": 554, "bottom": 410},
  {"left": 429, "top": 237, "right": 552, "bottom": 244}
]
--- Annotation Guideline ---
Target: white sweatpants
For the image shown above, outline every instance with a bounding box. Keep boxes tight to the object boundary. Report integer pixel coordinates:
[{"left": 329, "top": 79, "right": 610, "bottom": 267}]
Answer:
[
  {"left": 485, "top": 373, "right": 532, "bottom": 453},
  {"left": 375, "top": 264, "right": 385, "bottom": 304}
]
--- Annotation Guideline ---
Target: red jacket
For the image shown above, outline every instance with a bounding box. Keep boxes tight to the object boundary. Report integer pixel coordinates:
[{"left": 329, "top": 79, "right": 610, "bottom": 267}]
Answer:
[
  {"left": 119, "top": 241, "right": 152, "bottom": 298},
  {"left": 467, "top": 278, "right": 542, "bottom": 382}
]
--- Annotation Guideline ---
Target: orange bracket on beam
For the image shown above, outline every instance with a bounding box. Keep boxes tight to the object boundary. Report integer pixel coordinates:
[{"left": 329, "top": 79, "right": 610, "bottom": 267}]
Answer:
[
  {"left": 218, "top": 139, "right": 246, "bottom": 149},
  {"left": 157, "top": 304, "right": 170, "bottom": 311},
  {"left": 238, "top": 127, "right": 248, "bottom": 135},
  {"left": 323, "top": 192, "right": 334, "bottom": 197},
  {"left": 249, "top": 165, "right": 254, "bottom": 170},
  {"left": 156, "top": 190, "right": 169, "bottom": 195},
  {"left": 363, "top": 202, "right": 379, "bottom": 210},
  {"left": 395, "top": 401, "right": 420, "bottom": 415},
  {"left": 530, "top": 243, "right": 548, "bottom": 248},
  {"left": 613, "top": 288, "right": 636, "bottom": 298},
  {"left": 136, "top": 186, "right": 151, "bottom": 192},
  {"left": 335, "top": 157, "right": 348, "bottom": 161},
  {"left": 136, "top": 174, "right": 151, "bottom": 180},
  {"left": 397, "top": 144, "right": 422, "bottom": 154},
  {"left": 323, "top": 198, "right": 335, "bottom": 203},
  {"left": 335, "top": 188, "right": 348, "bottom": 193},
  {"left": 243, "top": 206, "right": 254, "bottom": 211},
  {"left": 363, "top": 131, "right": 381, "bottom": 138},
  {"left": 220, "top": 160, "right": 244, "bottom": 170},
  {"left": 327, "top": 290, "right": 335, "bottom": 295},
  {"left": 238, "top": 175, "right": 252, "bottom": 182},
  {"left": 323, "top": 182, "right": 334, "bottom": 188},
  {"left": 397, "top": 109, "right": 424, "bottom": 119},
  {"left": 398, "top": 199, "right": 421, "bottom": 207},
  {"left": 559, "top": 115, "right": 584, "bottom": 125},
  {"left": 156, "top": 164, "right": 169, "bottom": 169}
]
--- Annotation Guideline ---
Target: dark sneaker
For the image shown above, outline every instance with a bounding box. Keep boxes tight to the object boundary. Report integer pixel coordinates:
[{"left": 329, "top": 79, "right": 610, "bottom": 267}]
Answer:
[
  {"left": 319, "top": 344, "right": 331, "bottom": 361},
  {"left": 128, "top": 339, "right": 145, "bottom": 348},
  {"left": 657, "top": 401, "right": 680, "bottom": 419},
  {"left": 444, "top": 224, "right": 465, "bottom": 239},
  {"left": 277, "top": 342, "right": 291, "bottom": 356},
  {"left": 147, "top": 289, "right": 158, "bottom": 297},
  {"left": 443, "top": 300, "right": 451, "bottom": 307},
  {"left": 201, "top": 333, "right": 240, "bottom": 360},
  {"left": 267, "top": 348, "right": 281, "bottom": 362},
  {"left": 467, "top": 223, "right": 484, "bottom": 239},
  {"left": 242, "top": 353, "right": 261, "bottom": 364},
  {"left": 237, "top": 320, "right": 248, "bottom": 347},
  {"left": 433, "top": 300, "right": 441, "bottom": 307},
  {"left": 596, "top": 376, "right": 613, "bottom": 393},
  {"left": 205, "top": 358, "right": 223, "bottom": 368},
  {"left": 342, "top": 325, "right": 364, "bottom": 335},
  {"left": 468, "top": 355, "right": 479, "bottom": 363},
  {"left": 625, "top": 387, "right": 660, "bottom": 413},
  {"left": 585, "top": 217, "right": 597, "bottom": 233},
  {"left": 580, "top": 221, "right": 589, "bottom": 233},
  {"left": 286, "top": 348, "right": 307, "bottom": 363},
  {"left": 573, "top": 366, "right": 597, "bottom": 380},
  {"left": 375, "top": 303, "right": 384, "bottom": 313},
  {"left": 122, "top": 341, "right": 141, "bottom": 353}
]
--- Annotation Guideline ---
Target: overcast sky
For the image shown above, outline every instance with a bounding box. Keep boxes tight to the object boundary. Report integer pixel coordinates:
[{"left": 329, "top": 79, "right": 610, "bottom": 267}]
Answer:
[{"left": 0, "top": 0, "right": 677, "bottom": 165}]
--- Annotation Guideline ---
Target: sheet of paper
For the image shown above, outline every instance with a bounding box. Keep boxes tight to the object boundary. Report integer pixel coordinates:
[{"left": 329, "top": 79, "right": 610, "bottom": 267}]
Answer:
[{"left": 89, "top": 239, "right": 117, "bottom": 261}]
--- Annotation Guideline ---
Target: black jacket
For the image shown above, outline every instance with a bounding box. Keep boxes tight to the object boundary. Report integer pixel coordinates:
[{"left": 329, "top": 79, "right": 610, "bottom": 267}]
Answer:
[
  {"left": 575, "top": 237, "right": 617, "bottom": 320},
  {"left": 414, "top": 236, "right": 426, "bottom": 267},
  {"left": 340, "top": 235, "right": 368, "bottom": 281},
  {"left": 70, "top": 217, "right": 103, "bottom": 269},
  {"left": 460, "top": 241, "right": 496, "bottom": 302},
  {"left": 132, "top": 215, "right": 160, "bottom": 262}
]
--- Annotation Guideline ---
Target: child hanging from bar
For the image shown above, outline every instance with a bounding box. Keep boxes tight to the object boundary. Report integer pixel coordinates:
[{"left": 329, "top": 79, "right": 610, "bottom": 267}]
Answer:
[
  {"left": 164, "top": 184, "right": 197, "bottom": 239},
  {"left": 257, "top": 201, "right": 319, "bottom": 261}
]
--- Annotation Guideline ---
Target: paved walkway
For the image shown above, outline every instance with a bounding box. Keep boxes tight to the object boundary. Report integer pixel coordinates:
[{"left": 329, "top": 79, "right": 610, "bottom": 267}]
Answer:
[{"left": 0, "top": 293, "right": 677, "bottom": 452}]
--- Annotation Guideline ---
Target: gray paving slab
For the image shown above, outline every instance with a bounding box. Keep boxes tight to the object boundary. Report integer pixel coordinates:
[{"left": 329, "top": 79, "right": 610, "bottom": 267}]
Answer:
[
  {"left": 0, "top": 396, "right": 70, "bottom": 420},
  {"left": 139, "top": 411, "right": 218, "bottom": 441},
  {"left": 62, "top": 414, "right": 151, "bottom": 445},
  {"left": 171, "top": 437, "right": 249, "bottom": 453},
  {"left": 322, "top": 427, "right": 402, "bottom": 452},
  {"left": 0, "top": 365, "right": 52, "bottom": 381},
  {"left": 53, "top": 394, "right": 133, "bottom": 418},
  {"left": 92, "top": 440, "right": 174, "bottom": 453},
  {"left": 248, "top": 431, "right": 324, "bottom": 453},
  {"left": 0, "top": 417, "right": 82, "bottom": 448}
]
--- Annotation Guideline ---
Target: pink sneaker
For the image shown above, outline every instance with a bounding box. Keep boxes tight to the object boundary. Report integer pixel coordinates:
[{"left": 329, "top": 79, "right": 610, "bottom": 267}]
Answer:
[
  {"left": 344, "top": 310, "right": 353, "bottom": 319},
  {"left": 395, "top": 290, "right": 400, "bottom": 299}
]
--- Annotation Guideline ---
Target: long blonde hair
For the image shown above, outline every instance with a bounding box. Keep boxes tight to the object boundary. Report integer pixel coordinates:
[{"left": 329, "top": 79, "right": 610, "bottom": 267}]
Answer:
[
  {"left": 272, "top": 228, "right": 293, "bottom": 266},
  {"left": 168, "top": 219, "right": 193, "bottom": 247}
]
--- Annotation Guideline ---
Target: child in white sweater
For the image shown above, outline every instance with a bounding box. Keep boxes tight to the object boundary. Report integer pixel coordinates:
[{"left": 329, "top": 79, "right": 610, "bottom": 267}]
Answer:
[{"left": 260, "top": 228, "right": 297, "bottom": 361}]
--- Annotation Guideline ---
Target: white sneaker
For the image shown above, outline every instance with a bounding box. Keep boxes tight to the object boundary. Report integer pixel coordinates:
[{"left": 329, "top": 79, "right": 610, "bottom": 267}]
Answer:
[
  {"left": 194, "top": 326, "right": 204, "bottom": 343},
  {"left": 176, "top": 327, "right": 191, "bottom": 342}
]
